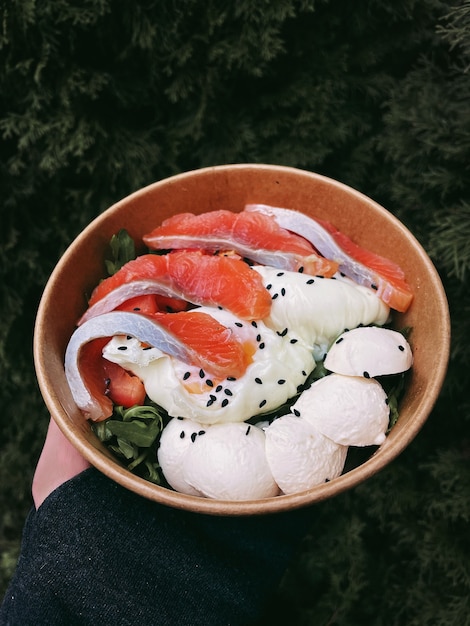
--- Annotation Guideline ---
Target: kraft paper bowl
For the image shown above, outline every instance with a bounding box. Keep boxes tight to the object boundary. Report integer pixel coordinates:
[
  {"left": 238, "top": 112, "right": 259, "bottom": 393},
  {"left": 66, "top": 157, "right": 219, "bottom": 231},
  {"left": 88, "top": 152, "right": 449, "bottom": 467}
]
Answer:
[{"left": 33, "top": 164, "right": 450, "bottom": 515}]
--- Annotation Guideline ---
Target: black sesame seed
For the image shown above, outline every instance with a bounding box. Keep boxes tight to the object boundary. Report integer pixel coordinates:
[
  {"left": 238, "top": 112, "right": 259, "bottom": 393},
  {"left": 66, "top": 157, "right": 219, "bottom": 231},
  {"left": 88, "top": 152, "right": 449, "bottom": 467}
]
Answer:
[
  {"left": 306, "top": 278, "right": 315, "bottom": 284},
  {"left": 371, "top": 283, "right": 378, "bottom": 290},
  {"left": 206, "top": 379, "right": 214, "bottom": 387},
  {"left": 210, "top": 394, "right": 217, "bottom": 401},
  {"left": 143, "top": 346, "right": 152, "bottom": 350},
  {"left": 251, "top": 321, "right": 258, "bottom": 328},
  {"left": 340, "top": 272, "right": 345, "bottom": 277},
  {"left": 363, "top": 371, "right": 371, "bottom": 378},
  {"left": 256, "top": 334, "right": 261, "bottom": 342},
  {"left": 277, "top": 379, "right": 286, "bottom": 385},
  {"left": 180, "top": 431, "right": 185, "bottom": 439},
  {"left": 259, "top": 399, "right": 267, "bottom": 408},
  {"left": 183, "top": 372, "right": 191, "bottom": 380},
  {"left": 277, "top": 328, "right": 288, "bottom": 337},
  {"left": 246, "top": 425, "right": 251, "bottom": 435},
  {"left": 177, "top": 416, "right": 184, "bottom": 420},
  {"left": 227, "top": 376, "right": 236, "bottom": 381},
  {"left": 221, "top": 398, "right": 229, "bottom": 408},
  {"left": 206, "top": 399, "right": 214, "bottom": 407},
  {"left": 190, "top": 432, "right": 197, "bottom": 442},
  {"left": 316, "top": 275, "right": 324, "bottom": 279},
  {"left": 133, "top": 307, "right": 141, "bottom": 311},
  {"left": 117, "top": 346, "right": 127, "bottom": 351},
  {"left": 398, "top": 345, "right": 405, "bottom": 351},
  {"left": 215, "top": 385, "right": 223, "bottom": 392},
  {"left": 126, "top": 335, "right": 133, "bottom": 340},
  {"left": 266, "top": 283, "right": 272, "bottom": 290},
  {"left": 302, "top": 370, "right": 307, "bottom": 376},
  {"left": 235, "top": 322, "right": 243, "bottom": 327},
  {"left": 224, "top": 389, "right": 233, "bottom": 396},
  {"left": 293, "top": 409, "right": 301, "bottom": 417},
  {"left": 199, "top": 369, "right": 205, "bottom": 378},
  {"left": 298, "top": 266, "right": 304, "bottom": 273},
  {"left": 290, "top": 338, "right": 298, "bottom": 344},
  {"left": 335, "top": 337, "right": 344, "bottom": 344},
  {"left": 198, "top": 430, "right": 206, "bottom": 436},
  {"left": 255, "top": 377, "right": 263, "bottom": 384},
  {"left": 259, "top": 342, "right": 265, "bottom": 349},
  {"left": 218, "top": 305, "right": 223, "bottom": 310},
  {"left": 281, "top": 287, "right": 286, "bottom": 296},
  {"left": 272, "top": 293, "right": 279, "bottom": 299}
]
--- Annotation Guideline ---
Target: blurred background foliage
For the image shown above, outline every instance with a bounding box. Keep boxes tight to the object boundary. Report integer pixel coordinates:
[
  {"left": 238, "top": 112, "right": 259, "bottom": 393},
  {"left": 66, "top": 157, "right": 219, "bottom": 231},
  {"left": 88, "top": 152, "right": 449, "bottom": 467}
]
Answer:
[{"left": 1, "top": 1, "right": 469, "bottom": 623}]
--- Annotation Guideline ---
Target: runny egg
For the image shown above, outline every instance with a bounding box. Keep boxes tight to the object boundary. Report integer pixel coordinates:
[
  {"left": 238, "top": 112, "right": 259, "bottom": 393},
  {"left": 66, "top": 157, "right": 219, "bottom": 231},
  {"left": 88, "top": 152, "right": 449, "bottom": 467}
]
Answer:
[{"left": 103, "top": 306, "right": 316, "bottom": 425}]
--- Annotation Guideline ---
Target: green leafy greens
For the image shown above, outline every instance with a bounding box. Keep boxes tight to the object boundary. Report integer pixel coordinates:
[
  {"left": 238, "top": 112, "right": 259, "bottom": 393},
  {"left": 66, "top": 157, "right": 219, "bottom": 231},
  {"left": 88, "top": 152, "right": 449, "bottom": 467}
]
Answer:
[
  {"left": 92, "top": 403, "right": 167, "bottom": 484},
  {"left": 105, "top": 229, "right": 137, "bottom": 276}
]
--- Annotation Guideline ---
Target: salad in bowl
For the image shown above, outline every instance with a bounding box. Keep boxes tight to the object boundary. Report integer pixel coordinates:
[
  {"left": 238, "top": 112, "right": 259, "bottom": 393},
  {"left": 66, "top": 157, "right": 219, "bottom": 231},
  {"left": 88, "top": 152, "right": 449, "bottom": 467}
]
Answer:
[{"left": 33, "top": 164, "right": 450, "bottom": 515}]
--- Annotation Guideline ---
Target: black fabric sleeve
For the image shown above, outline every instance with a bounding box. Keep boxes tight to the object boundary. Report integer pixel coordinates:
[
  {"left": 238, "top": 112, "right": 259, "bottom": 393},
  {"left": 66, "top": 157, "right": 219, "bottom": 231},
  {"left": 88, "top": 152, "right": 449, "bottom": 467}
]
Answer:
[{"left": 0, "top": 468, "right": 314, "bottom": 626}]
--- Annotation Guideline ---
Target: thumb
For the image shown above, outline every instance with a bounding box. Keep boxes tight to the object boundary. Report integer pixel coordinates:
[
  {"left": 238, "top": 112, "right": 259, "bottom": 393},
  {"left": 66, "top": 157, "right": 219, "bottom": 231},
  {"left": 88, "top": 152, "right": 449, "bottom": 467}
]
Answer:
[{"left": 32, "top": 417, "right": 91, "bottom": 509}]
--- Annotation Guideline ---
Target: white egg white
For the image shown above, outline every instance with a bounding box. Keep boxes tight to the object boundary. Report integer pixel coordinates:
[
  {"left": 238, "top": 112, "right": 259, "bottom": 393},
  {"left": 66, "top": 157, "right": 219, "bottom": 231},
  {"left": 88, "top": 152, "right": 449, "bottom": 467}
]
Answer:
[
  {"left": 253, "top": 266, "right": 390, "bottom": 360},
  {"left": 102, "top": 307, "right": 316, "bottom": 425}
]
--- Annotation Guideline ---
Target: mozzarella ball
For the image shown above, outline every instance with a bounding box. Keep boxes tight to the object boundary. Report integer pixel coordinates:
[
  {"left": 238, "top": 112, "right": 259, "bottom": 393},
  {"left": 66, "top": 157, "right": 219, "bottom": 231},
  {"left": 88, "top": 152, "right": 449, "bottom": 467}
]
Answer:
[
  {"left": 292, "top": 373, "right": 390, "bottom": 446},
  {"left": 265, "top": 415, "right": 348, "bottom": 494},
  {"left": 157, "top": 417, "right": 205, "bottom": 496},
  {"left": 182, "top": 422, "right": 279, "bottom": 500},
  {"left": 324, "top": 326, "right": 413, "bottom": 377}
]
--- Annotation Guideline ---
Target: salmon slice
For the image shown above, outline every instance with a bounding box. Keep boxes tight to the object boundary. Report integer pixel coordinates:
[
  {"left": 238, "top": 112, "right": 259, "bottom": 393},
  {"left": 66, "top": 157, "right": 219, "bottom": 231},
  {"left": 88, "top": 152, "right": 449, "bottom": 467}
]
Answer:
[
  {"left": 66, "top": 310, "right": 251, "bottom": 421},
  {"left": 245, "top": 204, "right": 413, "bottom": 313},
  {"left": 79, "top": 250, "right": 272, "bottom": 325},
  {"left": 151, "top": 310, "right": 252, "bottom": 380},
  {"left": 76, "top": 337, "right": 114, "bottom": 421},
  {"left": 143, "top": 210, "right": 338, "bottom": 277}
]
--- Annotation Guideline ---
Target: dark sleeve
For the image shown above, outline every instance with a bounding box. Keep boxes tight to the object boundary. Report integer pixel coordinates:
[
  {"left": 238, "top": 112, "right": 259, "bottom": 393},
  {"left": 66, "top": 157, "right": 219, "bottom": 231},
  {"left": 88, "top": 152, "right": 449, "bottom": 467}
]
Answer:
[{"left": 0, "top": 468, "right": 314, "bottom": 626}]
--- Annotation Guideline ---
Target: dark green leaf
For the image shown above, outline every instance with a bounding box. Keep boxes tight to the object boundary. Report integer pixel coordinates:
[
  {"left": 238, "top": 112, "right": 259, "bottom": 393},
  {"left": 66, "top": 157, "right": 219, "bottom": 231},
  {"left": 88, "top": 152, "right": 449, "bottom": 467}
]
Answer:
[
  {"left": 105, "top": 418, "right": 161, "bottom": 448},
  {"left": 105, "top": 229, "right": 136, "bottom": 276}
]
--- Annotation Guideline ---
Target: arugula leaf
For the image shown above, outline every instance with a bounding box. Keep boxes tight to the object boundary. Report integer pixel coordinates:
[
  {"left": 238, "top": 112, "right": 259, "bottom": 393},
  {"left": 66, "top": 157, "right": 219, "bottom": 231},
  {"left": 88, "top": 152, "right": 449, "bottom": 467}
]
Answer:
[
  {"left": 105, "top": 418, "right": 161, "bottom": 448},
  {"left": 92, "top": 403, "right": 166, "bottom": 484}
]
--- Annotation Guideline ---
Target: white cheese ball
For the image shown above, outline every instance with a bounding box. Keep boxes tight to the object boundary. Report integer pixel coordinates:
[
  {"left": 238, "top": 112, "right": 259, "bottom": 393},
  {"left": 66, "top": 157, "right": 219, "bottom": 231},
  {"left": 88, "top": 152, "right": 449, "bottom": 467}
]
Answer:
[
  {"left": 292, "top": 373, "right": 390, "bottom": 446},
  {"left": 265, "top": 414, "right": 348, "bottom": 495},
  {"left": 324, "top": 326, "right": 413, "bottom": 377},
  {"left": 253, "top": 266, "right": 390, "bottom": 360},
  {"left": 182, "top": 422, "right": 280, "bottom": 500},
  {"left": 157, "top": 417, "right": 205, "bottom": 496}
]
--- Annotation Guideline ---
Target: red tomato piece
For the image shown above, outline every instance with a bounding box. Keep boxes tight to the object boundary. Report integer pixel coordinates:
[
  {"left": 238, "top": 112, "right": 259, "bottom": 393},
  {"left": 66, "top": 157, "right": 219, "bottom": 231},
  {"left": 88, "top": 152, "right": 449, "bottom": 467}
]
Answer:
[{"left": 102, "top": 359, "right": 147, "bottom": 408}]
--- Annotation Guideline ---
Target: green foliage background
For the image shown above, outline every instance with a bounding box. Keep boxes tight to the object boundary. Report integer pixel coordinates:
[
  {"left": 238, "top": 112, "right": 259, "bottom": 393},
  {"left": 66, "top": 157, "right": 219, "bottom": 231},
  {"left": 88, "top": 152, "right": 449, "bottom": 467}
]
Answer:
[{"left": 1, "top": 1, "right": 469, "bottom": 623}]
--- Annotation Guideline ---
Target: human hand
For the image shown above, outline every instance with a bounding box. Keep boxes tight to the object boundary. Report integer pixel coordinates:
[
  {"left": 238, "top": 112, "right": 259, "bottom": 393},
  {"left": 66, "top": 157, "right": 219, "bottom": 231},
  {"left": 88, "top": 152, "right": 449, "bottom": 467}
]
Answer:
[{"left": 32, "top": 417, "right": 91, "bottom": 509}]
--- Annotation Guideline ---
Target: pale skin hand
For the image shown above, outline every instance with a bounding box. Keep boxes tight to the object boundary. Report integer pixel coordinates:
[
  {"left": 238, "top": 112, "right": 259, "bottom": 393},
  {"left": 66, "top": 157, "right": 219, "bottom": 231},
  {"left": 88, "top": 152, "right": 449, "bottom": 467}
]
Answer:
[{"left": 32, "top": 418, "right": 91, "bottom": 509}]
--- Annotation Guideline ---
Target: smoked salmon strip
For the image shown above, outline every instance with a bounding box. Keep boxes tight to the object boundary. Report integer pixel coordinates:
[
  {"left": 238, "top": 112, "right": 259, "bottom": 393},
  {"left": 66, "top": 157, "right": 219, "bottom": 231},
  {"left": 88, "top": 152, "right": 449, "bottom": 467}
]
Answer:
[
  {"left": 79, "top": 250, "right": 272, "bottom": 325},
  {"left": 66, "top": 310, "right": 252, "bottom": 421},
  {"left": 142, "top": 210, "right": 339, "bottom": 277},
  {"left": 245, "top": 204, "right": 413, "bottom": 312}
]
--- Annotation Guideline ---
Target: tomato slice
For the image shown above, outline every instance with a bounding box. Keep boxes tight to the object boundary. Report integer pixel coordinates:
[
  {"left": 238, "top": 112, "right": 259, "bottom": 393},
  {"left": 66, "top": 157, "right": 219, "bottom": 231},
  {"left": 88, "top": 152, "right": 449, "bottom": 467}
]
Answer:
[
  {"left": 116, "top": 293, "right": 188, "bottom": 314},
  {"left": 103, "top": 359, "right": 147, "bottom": 408},
  {"left": 79, "top": 338, "right": 146, "bottom": 413}
]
